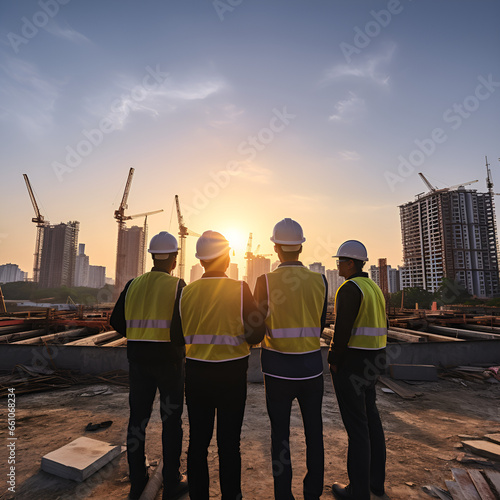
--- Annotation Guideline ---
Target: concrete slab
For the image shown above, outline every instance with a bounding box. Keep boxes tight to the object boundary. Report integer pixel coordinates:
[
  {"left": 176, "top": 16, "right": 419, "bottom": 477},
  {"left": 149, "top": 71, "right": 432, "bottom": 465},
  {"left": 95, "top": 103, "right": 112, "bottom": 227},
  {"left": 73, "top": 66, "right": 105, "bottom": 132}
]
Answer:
[
  {"left": 389, "top": 363, "right": 438, "bottom": 381},
  {"left": 41, "top": 436, "right": 122, "bottom": 482}
]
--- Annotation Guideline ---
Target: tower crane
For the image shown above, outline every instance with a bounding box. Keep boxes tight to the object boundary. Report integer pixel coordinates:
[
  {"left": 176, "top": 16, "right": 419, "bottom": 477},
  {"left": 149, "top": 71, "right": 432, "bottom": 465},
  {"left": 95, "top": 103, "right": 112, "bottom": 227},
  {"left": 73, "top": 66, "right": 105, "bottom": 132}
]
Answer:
[
  {"left": 23, "top": 174, "right": 48, "bottom": 282},
  {"left": 418, "top": 172, "right": 478, "bottom": 193},
  {"left": 114, "top": 168, "right": 162, "bottom": 295},
  {"left": 175, "top": 195, "right": 200, "bottom": 282}
]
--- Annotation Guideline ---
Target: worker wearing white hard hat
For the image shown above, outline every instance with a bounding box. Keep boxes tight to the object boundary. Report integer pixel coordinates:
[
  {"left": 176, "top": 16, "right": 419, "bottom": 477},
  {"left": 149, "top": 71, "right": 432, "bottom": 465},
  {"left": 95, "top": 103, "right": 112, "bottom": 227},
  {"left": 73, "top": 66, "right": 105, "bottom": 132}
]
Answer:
[
  {"left": 110, "top": 231, "right": 188, "bottom": 499},
  {"left": 329, "top": 240, "right": 387, "bottom": 500},
  {"left": 254, "top": 218, "right": 328, "bottom": 500},
  {"left": 175, "top": 230, "right": 265, "bottom": 500}
]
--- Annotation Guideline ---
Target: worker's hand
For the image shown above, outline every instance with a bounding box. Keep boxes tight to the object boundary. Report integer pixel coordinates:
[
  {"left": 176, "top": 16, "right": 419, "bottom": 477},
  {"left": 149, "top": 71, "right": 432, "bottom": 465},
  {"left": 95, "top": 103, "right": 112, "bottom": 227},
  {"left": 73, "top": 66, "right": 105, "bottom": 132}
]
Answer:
[{"left": 330, "top": 364, "right": 338, "bottom": 374}]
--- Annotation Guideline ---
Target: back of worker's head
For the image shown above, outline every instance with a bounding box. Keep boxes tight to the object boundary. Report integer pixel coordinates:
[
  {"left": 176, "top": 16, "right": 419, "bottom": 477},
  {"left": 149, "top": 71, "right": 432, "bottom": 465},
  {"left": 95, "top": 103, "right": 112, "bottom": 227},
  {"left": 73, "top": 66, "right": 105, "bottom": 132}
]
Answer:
[
  {"left": 270, "top": 218, "right": 305, "bottom": 262},
  {"left": 148, "top": 231, "right": 178, "bottom": 271},
  {"left": 196, "top": 231, "right": 230, "bottom": 272}
]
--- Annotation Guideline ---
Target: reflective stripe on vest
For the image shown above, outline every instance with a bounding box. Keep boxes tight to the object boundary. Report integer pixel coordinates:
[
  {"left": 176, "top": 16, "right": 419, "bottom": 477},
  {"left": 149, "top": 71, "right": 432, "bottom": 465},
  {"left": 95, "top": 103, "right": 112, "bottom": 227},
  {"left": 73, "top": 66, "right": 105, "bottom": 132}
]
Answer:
[
  {"left": 335, "top": 276, "right": 387, "bottom": 350},
  {"left": 180, "top": 277, "right": 249, "bottom": 362},
  {"left": 125, "top": 271, "right": 179, "bottom": 342},
  {"left": 262, "top": 265, "right": 325, "bottom": 354}
]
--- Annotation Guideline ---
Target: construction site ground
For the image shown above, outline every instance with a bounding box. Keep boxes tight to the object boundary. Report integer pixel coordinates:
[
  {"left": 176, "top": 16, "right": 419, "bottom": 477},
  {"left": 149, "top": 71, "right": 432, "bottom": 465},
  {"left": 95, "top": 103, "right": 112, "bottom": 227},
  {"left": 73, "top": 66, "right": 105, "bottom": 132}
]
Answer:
[{"left": 1, "top": 374, "right": 500, "bottom": 500}]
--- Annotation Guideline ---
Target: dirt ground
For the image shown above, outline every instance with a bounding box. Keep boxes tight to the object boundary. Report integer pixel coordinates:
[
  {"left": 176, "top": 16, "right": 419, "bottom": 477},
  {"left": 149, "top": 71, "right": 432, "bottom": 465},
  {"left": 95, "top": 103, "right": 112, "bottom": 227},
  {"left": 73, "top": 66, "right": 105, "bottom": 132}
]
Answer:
[{"left": 1, "top": 374, "right": 499, "bottom": 500}]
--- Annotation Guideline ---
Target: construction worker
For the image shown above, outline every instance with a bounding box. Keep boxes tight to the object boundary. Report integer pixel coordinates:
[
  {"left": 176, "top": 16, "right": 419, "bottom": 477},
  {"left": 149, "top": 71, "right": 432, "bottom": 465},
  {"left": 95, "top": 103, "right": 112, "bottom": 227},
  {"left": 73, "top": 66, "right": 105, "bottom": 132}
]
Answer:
[
  {"left": 175, "top": 230, "right": 266, "bottom": 500},
  {"left": 329, "top": 240, "right": 387, "bottom": 500},
  {"left": 253, "top": 218, "right": 328, "bottom": 500},
  {"left": 110, "top": 231, "right": 188, "bottom": 500}
]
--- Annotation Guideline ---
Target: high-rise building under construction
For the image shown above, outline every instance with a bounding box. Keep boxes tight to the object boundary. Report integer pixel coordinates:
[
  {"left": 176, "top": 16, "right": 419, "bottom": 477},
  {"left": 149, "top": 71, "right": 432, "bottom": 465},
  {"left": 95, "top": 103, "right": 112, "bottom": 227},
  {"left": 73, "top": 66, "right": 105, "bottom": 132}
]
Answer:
[
  {"left": 38, "top": 221, "right": 79, "bottom": 289},
  {"left": 115, "top": 225, "right": 145, "bottom": 295},
  {"left": 399, "top": 184, "right": 499, "bottom": 298}
]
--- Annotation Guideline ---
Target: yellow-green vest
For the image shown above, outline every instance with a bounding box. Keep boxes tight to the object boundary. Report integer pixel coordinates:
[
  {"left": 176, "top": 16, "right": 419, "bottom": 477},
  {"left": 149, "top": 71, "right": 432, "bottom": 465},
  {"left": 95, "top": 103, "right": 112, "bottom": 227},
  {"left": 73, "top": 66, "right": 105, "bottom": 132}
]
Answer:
[
  {"left": 125, "top": 271, "right": 180, "bottom": 342},
  {"left": 335, "top": 276, "right": 387, "bottom": 350},
  {"left": 180, "top": 277, "right": 249, "bottom": 362},
  {"left": 262, "top": 265, "right": 325, "bottom": 354}
]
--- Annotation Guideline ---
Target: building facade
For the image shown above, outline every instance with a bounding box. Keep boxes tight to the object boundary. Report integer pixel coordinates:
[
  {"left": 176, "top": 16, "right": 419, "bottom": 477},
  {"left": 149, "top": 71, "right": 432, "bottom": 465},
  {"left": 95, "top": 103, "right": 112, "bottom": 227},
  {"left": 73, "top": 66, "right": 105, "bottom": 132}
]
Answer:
[
  {"left": 399, "top": 187, "right": 499, "bottom": 298},
  {"left": 0, "top": 264, "right": 27, "bottom": 283},
  {"left": 247, "top": 256, "right": 271, "bottom": 292},
  {"left": 38, "top": 221, "right": 79, "bottom": 288},
  {"left": 75, "top": 243, "right": 90, "bottom": 287},
  {"left": 309, "top": 262, "right": 325, "bottom": 275},
  {"left": 369, "top": 264, "right": 400, "bottom": 294},
  {"left": 190, "top": 263, "right": 203, "bottom": 283},
  {"left": 115, "top": 225, "right": 145, "bottom": 295},
  {"left": 325, "top": 269, "right": 344, "bottom": 300}
]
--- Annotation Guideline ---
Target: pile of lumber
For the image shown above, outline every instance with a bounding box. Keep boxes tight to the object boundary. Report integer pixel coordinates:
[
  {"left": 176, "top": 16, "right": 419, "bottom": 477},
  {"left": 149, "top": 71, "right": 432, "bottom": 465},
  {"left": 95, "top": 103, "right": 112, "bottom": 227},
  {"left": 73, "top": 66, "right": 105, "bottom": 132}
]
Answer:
[
  {"left": 0, "top": 366, "right": 129, "bottom": 397},
  {"left": 440, "top": 366, "right": 500, "bottom": 384}
]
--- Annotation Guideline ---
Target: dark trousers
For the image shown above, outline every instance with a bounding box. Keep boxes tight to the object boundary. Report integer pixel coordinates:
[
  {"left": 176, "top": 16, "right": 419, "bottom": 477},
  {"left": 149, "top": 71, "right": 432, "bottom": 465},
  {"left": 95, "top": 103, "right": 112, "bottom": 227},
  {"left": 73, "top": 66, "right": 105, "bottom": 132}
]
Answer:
[
  {"left": 127, "top": 360, "right": 184, "bottom": 495},
  {"left": 185, "top": 359, "right": 248, "bottom": 500},
  {"left": 331, "top": 368, "right": 386, "bottom": 500},
  {"left": 264, "top": 374, "right": 324, "bottom": 500}
]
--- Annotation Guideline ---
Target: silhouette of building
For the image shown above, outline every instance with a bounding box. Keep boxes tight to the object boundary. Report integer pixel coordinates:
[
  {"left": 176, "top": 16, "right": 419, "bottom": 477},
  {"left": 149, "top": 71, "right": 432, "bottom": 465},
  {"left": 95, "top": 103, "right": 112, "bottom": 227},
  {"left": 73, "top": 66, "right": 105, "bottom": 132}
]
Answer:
[
  {"left": 309, "top": 262, "right": 325, "bottom": 275},
  {"left": 247, "top": 256, "right": 271, "bottom": 292},
  {"left": 115, "top": 225, "right": 145, "bottom": 294},
  {"left": 325, "top": 269, "right": 344, "bottom": 300},
  {"left": 75, "top": 243, "right": 90, "bottom": 287},
  {"left": 228, "top": 263, "right": 238, "bottom": 280},
  {"left": 190, "top": 263, "right": 203, "bottom": 283}
]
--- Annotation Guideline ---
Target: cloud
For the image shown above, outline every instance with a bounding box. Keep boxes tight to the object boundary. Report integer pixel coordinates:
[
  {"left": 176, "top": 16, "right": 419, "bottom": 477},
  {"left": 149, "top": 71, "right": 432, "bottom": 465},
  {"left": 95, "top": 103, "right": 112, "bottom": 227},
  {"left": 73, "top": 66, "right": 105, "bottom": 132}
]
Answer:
[
  {"left": 323, "top": 43, "right": 396, "bottom": 86},
  {"left": 339, "top": 150, "right": 360, "bottom": 161},
  {"left": 0, "top": 55, "right": 61, "bottom": 134},
  {"left": 161, "top": 80, "right": 224, "bottom": 101},
  {"left": 43, "top": 21, "right": 92, "bottom": 45},
  {"left": 208, "top": 104, "right": 245, "bottom": 128},
  {"left": 329, "top": 92, "right": 364, "bottom": 122},
  {"left": 236, "top": 163, "right": 272, "bottom": 184}
]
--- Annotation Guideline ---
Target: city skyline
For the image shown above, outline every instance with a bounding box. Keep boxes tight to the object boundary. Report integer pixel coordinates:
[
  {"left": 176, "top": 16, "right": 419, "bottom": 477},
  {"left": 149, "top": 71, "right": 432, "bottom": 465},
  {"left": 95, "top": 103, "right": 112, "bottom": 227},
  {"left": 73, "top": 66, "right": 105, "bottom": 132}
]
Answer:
[{"left": 1, "top": 1, "right": 499, "bottom": 284}]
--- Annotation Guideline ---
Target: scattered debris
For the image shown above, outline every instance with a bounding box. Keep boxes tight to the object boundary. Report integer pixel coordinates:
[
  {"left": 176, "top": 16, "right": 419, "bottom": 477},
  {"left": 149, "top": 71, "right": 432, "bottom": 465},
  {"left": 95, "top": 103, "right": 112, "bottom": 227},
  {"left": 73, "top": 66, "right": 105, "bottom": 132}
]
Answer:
[
  {"left": 378, "top": 375, "right": 423, "bottom": 399},
  {"left": 79, "top": 385, "right": 114, "bottom": 397},
  {"left": 85, "top": 421, "right": 113, "bottom": 432}
]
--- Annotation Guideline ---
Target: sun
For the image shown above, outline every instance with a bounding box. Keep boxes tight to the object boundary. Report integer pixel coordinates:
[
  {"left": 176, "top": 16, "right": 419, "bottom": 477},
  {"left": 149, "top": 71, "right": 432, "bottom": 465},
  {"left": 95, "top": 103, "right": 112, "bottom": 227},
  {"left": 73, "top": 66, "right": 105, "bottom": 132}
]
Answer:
[{"left": 221, "top": 228, "right": 248, "bottom": 257}]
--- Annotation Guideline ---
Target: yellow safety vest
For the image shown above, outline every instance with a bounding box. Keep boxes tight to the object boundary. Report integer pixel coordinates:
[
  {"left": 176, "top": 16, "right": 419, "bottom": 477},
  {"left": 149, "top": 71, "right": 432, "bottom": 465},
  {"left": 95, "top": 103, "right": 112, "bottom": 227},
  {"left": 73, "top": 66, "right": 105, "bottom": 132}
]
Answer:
[
  {"left": 125, "top": 271, "right": 180, "bottom": 342},
  {"left": 180, "top": 277, "right": 249, "bottom": 362},
  {"left": 262, "top": 265, "right": 325, "bottom": 354},
  {"left": 335, "top": 276, "right": 387, "bottom": 350}
]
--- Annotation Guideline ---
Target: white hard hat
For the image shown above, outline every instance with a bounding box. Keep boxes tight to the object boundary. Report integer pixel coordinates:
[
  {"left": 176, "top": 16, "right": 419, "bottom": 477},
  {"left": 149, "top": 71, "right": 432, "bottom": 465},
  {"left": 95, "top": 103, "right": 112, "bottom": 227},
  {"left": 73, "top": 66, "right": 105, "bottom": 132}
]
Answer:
[
  {"left": 195, "top": 230, "right": 230, "bottom": 261},
  {"left": 270, "top": 218, "right": 306, "bottom": 248},
  {"left": 148, "top": 232, "right": 178, "bottom": 257},
  {"left": 333, "top": 240, "right": 368, "bottom": 262}
]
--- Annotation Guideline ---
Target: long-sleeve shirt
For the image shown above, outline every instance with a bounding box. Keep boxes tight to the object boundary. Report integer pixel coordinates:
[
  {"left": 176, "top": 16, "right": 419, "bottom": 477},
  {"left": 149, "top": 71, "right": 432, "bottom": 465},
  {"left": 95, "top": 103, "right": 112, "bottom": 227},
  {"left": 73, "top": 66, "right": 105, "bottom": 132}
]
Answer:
[
  {"left": 253, "top": 261, "right": 328, "bottom": 380},
  {"left": 327, "top": 271, "right": 387, "bottom": 372},
  {"left": 110, "top": 267, "right": 186, "bottom": 364}
]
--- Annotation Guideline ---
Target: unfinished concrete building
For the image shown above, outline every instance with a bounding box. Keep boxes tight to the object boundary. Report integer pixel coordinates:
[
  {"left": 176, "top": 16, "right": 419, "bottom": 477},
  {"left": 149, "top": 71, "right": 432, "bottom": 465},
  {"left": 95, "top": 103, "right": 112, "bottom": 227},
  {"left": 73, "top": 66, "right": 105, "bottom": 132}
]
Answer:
[
  {"left": 399, "top": 187, "right": 499, "bottom": 298},
  {"left": 38, "top": 221, "right": 79, "bottom": 289},
  {"left": 114, "top": 225, "right": 145, "bottom": 295}
]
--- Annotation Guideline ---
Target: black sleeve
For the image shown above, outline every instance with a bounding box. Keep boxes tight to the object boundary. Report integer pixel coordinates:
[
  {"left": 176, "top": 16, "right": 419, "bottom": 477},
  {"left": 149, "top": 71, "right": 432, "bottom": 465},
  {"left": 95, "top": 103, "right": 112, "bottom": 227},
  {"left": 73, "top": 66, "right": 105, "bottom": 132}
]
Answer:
[
  {"left": 110, "top": 280, "right": 133, "bottom": 336},
  {"left": 327, "top": 281, "right": 362, "bottom": 366},
  {"left": 170, "top": 279, "right": 186, "bottom": 346},
  {"left": 242, "top": 281, "right": 266, "bottom": 345},
  {"left": 320, "top": 275, "right": 328, "bottom": 331}
]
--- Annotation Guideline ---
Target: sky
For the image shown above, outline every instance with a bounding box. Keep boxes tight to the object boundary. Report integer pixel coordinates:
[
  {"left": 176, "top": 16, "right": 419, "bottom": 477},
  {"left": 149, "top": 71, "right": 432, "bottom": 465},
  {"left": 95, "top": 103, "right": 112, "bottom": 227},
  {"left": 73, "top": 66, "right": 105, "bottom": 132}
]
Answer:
[{"left": 1, "top": 0, "right": 499, "bottom": 283}]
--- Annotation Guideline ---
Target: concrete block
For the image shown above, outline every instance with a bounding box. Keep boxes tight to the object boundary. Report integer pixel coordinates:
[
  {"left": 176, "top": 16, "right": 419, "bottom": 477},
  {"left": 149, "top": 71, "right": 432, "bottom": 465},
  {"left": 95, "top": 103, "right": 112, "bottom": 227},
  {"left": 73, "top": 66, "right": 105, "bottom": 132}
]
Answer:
[
  {"left": 41, "top": 436, "right": 122, "bottom": 482},
  {"left": 389, "top": 363, "right": 438, "bottom": 381}
]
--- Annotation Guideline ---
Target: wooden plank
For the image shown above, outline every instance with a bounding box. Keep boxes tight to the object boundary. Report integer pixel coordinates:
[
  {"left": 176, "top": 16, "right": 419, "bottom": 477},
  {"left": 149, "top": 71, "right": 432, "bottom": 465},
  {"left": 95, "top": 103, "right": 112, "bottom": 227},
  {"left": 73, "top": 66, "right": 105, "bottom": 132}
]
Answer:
[
  {"left": 451, "top": 468, "right": 481, "bottom": 500},
  {"left": 387, "top": 329, "right": 426, "bottom": 343},
  {"left": 483, "top": 470, "right": 500, "bottom": 497},
  {"left": 101, "top": 337, "right": 127, "bottom": 347},
  {"left": 484, "top": 434, "right": 500, "bottom": 445},
  {"left": 389, "top": 326, "right": 463, "bottom": 342},
  {"left": 462, "top": 440, "right": 500, "bottom": 461},
  {"left": 445, "top": 481, "right": 466, "bottom": 500},
  {"left": 14, "top": 328, "right": 88, "bottom": 345},
  {"left": 467, "top": 470, "right": 496, "bottom": 500},
  {"left": 0, "top": 328, "right": 48, "bottom": 343},
  {"left": 65, "top": 331, "right": 119, "bottom": 346},
  {"left": 378, "top": 375, "right": 422, "bottom": 399},
  {"left": 429, "top": 324, "right": 500, "bottom": 340}
]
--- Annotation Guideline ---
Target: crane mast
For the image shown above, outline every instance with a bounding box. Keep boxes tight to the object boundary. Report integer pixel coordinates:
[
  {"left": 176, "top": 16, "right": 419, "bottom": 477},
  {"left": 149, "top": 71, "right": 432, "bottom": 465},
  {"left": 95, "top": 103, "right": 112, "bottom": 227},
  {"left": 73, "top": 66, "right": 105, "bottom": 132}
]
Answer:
[
  {"left": 174, "top": 195, "right": 200, "bottom": 282},
  {"left": 23, "top": 174, "right": 48, "bottom": 282}
]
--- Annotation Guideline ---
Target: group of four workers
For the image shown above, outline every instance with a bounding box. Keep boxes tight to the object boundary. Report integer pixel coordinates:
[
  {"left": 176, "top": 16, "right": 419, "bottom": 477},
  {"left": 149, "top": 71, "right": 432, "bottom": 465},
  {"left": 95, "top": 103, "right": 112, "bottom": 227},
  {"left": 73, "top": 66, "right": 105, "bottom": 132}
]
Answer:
[{"left": 110, "top": 218, "right": 387, "bottom": 500}]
